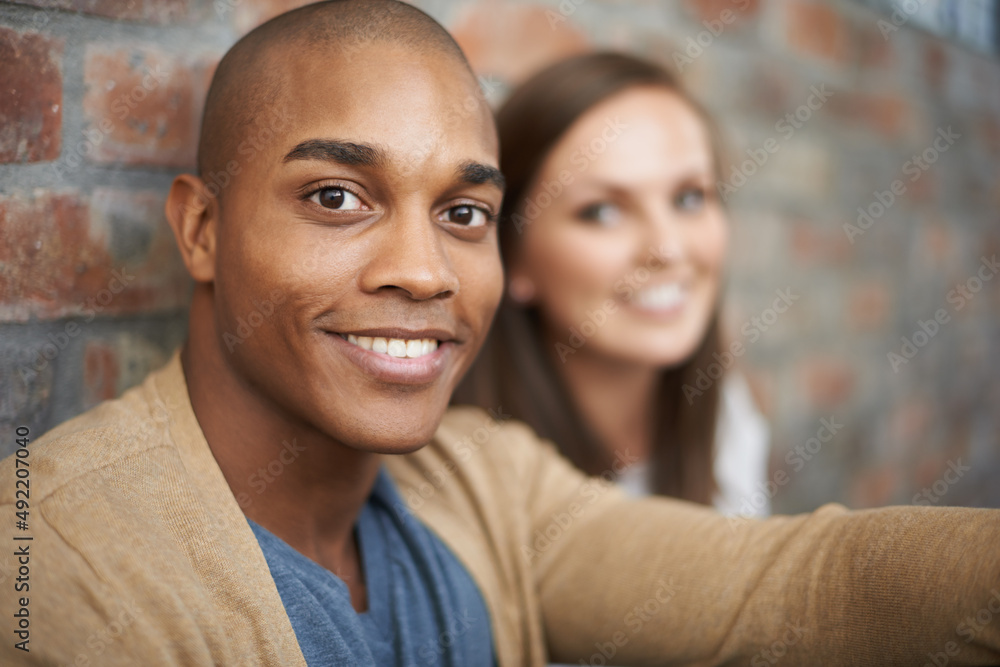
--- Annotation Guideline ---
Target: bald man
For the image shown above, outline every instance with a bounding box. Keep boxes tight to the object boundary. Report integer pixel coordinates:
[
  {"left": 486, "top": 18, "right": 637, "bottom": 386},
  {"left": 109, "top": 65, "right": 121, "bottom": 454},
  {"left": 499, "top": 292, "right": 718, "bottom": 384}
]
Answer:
[{"left": 2, "top": 1, "right": 999, "bottom": 666}]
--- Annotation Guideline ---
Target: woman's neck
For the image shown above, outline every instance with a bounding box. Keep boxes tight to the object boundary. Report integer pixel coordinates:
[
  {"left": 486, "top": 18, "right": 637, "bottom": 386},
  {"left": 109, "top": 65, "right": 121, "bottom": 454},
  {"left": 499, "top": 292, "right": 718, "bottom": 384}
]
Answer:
[{"left": 549, "top": 335, "right": 659, "bottom": 468}]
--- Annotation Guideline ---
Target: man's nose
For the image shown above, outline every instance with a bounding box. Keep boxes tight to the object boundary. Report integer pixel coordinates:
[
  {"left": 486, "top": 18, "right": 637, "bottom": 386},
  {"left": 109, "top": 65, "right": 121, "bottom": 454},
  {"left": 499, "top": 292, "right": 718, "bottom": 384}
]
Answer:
[{"left": 358, "top": 209, "right": 459, "bottom": 300}]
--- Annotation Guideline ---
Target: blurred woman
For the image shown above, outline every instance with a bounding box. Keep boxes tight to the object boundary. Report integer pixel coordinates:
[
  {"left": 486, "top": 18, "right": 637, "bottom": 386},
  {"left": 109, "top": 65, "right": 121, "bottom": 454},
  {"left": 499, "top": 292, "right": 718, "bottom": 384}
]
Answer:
[{"left": 453, "top": 52, "right": 770, "bottom": 515}]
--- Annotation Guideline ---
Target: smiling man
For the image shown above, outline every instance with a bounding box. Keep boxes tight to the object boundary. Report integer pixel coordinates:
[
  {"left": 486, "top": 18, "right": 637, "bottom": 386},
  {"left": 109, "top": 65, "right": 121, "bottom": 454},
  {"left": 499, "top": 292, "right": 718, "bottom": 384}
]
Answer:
[
  {"left": 176, "top": 2, "right": 505, "bottom": 629},
  {"left": 2, "top": 1, "right": 1000, "bottom": 666}
]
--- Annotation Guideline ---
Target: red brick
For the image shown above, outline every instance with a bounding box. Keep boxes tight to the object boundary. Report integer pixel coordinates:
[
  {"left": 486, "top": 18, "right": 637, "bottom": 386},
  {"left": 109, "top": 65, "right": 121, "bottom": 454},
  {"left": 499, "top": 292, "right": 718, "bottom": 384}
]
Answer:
[
  {"left": 912, "top": 452, "right": 955, "bottom": 490},
  {"left": 923, "top": 40, "right": 947, "bottom": 92},
  {"left": 82, "top": 44, "right": 212, "bottom": 168},
  {"left": 850, "top": 466, "right": 897, "bottom": 508},
  {"left": 450, "top": 1, "right": 590, "bottom": 90},
  {"left": 889, "top": 400, "right": 933, "bottom": 446},
  {"left": 847, "top": 281, "right": 891, "bottom": 332},
  {"left": 227, "top": 0, "right": 314, "bottom": 35},
  {"left": 785, "top": 0, "right": 851, "bottom": 64},
  {"left": 83, "top": 341, "right": 119, "bottom": 408},
  {"left": 0, "top": 189, "right": 191, "bottom": 322},
  {"left": 683, "top": 0, "right": 761, "bottom": 24},
  {"left": 978, "top": 114, "right": 1000, "bottom": 154},
  {"left": 790, "top": 221, "right": 852, "bottom": 265},
  {"left": 922, "top": 221, "right": 952, "bottom": 263},
  {"left": 796, "top": 356, "right": 856, "bottom": 408},
  {"left": 827, "top": 92, "right": 909, "bottom": 138},
  {"left": 0, "top": 27, "right": 63, "bottom": 163},
  {"left": 9, "top": 0, "right": 192, "bottom": 24},
  {"left": 743, "top": 68, "right": 794, "bottom": 117},
  {"left": 905, "top": 166, "right": 935, "bottom": 203},
  {"left": 856, "top": 24, "right": 893, "bottom": 69}
]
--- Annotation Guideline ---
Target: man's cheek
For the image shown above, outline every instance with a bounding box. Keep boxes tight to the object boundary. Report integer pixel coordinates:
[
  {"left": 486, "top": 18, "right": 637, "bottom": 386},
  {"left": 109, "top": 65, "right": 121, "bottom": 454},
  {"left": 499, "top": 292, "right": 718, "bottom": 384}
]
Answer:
[
  {"left": 462, "top": 252, "right": 503, "bottom": 307},
  {"left": 483, "top": 267, "right": 506, "bottom": 320}
]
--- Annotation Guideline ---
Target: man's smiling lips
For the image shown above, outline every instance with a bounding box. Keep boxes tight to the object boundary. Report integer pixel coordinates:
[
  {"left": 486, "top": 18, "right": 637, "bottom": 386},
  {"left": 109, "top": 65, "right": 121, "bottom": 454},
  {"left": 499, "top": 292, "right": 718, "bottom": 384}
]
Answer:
[{"left": 322, "top": 327, "right": 457, "bottom": 385}]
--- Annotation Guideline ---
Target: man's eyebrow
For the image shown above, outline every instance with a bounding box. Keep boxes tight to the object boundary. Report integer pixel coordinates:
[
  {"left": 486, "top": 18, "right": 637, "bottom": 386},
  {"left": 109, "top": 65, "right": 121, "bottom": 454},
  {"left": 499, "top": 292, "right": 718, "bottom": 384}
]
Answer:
[
  {"left": 283, "top": 139, "right": 387, "bottom": 167},
  {"left": 459, "top": 161, "right": 505, "bottom": 192}
]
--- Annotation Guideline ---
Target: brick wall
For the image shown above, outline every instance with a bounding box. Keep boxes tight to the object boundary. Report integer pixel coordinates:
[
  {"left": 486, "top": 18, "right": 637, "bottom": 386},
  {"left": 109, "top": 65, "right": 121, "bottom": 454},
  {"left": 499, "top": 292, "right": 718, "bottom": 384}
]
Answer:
[{"left": 1, "top": 0, "right": 998, "bottom": 512}]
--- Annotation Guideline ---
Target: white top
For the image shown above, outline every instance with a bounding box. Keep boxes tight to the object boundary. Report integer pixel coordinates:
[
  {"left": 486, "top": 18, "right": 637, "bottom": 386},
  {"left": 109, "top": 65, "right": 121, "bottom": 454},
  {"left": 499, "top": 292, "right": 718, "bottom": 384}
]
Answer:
[{"left": 615, "top": 373, "right": 772, "bottom": 517}]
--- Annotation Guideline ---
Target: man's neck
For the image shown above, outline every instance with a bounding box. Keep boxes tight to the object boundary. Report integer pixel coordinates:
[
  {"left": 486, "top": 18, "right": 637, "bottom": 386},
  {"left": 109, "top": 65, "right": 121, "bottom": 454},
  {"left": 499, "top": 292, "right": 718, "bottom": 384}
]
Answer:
[{"left": 181, "top": 291, "right": 379, "bottom": 602}]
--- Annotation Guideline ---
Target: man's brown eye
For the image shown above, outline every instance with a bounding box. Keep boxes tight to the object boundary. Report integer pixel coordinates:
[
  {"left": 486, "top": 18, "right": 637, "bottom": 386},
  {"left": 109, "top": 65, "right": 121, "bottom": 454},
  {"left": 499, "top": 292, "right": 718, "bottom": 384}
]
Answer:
[
  {"left": 309, "top": 187, "right": 364, "bottom": 210},
  {"left": 320, "top": 188, "right": 345, "bottom": 208},
  {"left": 443, "top": 205, "right": 488, "bottom": 227}
]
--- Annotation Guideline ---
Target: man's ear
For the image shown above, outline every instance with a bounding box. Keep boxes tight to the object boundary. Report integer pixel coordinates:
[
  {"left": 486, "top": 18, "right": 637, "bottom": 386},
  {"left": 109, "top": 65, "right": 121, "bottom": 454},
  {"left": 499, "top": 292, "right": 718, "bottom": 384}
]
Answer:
[{"left": 165, "top": 174, "right": 217, "bottom": 283}]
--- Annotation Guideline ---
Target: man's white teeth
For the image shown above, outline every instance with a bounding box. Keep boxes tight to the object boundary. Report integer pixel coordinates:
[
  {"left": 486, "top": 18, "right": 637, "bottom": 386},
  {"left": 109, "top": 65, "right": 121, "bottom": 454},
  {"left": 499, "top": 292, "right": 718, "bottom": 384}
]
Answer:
[
  {"left": 345, "top": 334, "right": 439, "bottom": 358},
  {"left": 635, "top": 283, "right": 685, "bottom": 310}
]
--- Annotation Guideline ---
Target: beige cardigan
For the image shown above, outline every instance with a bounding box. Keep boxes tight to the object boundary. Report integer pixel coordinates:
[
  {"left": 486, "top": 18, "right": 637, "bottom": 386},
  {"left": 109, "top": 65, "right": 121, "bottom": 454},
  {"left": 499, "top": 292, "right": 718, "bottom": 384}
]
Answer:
[{"left": 1, "top": 353, "right": 998, "bottom": 666}]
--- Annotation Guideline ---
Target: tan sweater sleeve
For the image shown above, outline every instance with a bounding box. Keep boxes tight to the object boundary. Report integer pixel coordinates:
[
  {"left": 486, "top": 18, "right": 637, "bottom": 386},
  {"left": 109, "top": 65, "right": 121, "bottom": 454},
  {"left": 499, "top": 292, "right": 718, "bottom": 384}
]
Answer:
[
  {"left": 520, "top": 434, "right": 1000, "bottom": 666},
  {"left": 0, "top": 497, "right": 214, "bottom": 666}
]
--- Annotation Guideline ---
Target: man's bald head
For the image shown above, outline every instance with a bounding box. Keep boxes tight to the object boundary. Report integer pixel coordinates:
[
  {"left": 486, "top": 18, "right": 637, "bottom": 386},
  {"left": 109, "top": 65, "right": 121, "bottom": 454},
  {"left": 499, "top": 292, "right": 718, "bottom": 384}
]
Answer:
[{"left": 197, "top": 0, "right": 474, "bottom": 183}]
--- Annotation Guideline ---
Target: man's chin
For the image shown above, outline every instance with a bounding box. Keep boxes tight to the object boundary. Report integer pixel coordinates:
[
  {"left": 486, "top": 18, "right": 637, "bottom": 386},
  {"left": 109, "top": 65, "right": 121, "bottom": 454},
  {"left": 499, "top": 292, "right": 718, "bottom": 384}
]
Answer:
[
  {"left": 342, "top": 430, "right": 438, "bottom": 456},
  {"left": 363, "top": 439, "right": 433, "bottom": 456},
  {"left": 324, "top": 405, "right": 448, "bottom": 456}
]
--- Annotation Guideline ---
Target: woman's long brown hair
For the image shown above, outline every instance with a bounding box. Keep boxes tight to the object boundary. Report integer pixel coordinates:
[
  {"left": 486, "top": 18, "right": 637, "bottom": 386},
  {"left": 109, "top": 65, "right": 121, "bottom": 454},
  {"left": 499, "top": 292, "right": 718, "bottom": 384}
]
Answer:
[{"left": 453, "top": 52, "right": 723, "bottom": 504}]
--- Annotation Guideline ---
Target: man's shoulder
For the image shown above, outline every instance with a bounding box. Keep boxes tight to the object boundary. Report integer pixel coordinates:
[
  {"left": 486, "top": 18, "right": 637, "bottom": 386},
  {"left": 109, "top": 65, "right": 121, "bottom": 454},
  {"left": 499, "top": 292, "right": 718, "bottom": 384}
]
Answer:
[{"left": 0, "top": 359, "right": 178, "bottom": 506}]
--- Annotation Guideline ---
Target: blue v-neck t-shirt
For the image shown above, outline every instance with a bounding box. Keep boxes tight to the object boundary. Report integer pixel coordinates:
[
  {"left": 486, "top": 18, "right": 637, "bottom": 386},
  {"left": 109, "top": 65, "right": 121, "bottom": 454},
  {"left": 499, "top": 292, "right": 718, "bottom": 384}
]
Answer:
[{"left": 247, "top": 468, "right": 495, "bottom": 666}]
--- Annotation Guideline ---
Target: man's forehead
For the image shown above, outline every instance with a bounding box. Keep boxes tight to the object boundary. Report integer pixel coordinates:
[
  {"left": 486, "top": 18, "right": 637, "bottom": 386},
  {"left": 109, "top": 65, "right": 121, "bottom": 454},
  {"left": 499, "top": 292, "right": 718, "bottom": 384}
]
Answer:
[
  {"left": 258, "top": 45, "right": 498, "bottom": 165},
  {"left": 197, "top": 0, "right": 485, "bottom": 179}
]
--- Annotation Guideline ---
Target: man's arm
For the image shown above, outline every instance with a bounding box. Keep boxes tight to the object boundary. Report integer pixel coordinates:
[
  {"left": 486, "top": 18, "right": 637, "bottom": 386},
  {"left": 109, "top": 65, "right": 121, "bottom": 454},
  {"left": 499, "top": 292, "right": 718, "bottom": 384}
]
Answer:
[{"left": 522, "top": 432, "right": 1000, "bottom": 666}]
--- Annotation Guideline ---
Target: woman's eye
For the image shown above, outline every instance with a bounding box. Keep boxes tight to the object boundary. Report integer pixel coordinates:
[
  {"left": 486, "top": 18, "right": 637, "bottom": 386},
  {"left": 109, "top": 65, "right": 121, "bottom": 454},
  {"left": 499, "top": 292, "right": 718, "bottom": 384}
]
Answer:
[
  {"left": 675, "top": 188, "right": 706, "bottom": 212},
  {"left": 578, "top": 202, "right": 621, "bottom": 227},
  {"left": 443, "top": 204, "right": 489, "bottom": 227},
  {"left": 310, "top": 187, "right": 364, "bottom": 210}
]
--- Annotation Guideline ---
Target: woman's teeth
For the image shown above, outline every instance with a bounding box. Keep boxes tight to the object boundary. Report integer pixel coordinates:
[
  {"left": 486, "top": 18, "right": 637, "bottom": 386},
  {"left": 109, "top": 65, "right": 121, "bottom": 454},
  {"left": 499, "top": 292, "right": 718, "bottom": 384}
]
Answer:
[
  {"left": 342, "top": 334, "right": 439, "bottom": 358},
  {"left": 634, "top": 283, "right": 685, "bottom": 310}
]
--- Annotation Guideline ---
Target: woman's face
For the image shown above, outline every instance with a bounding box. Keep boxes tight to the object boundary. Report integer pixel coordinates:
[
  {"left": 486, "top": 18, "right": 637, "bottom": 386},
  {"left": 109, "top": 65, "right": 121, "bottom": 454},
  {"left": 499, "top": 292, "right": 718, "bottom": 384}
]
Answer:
[{"left": 510, "top": 86, "right": 727, "bottom": 368}]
